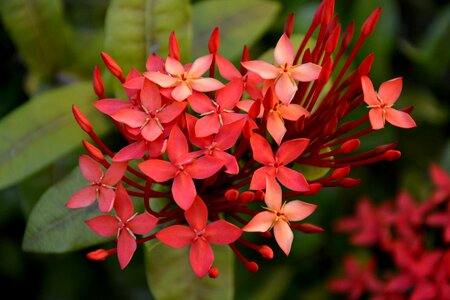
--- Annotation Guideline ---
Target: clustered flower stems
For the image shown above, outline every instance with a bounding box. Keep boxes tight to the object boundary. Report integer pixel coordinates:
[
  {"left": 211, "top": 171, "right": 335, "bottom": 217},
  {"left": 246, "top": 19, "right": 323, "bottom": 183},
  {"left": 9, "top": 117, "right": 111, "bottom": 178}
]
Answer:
[
  {"left": 68, "top": 0, "right": 415, "bottom": 278},
  {"left": 329, "top": 164, "right": 450, "bottom": 299}
]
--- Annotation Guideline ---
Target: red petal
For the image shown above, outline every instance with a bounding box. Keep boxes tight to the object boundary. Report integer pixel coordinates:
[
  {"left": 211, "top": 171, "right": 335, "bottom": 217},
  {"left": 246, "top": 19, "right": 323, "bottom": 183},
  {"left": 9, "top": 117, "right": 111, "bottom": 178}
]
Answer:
[
  {"left": 167, "top": 126, "right": 189, "bottom": 163},
  {"left": 216, "top": 54, "right": 241, "bottom": 80},
  {"left": 276, "top": 138, "right": 309, "bottom": 164},
  {"left": 141, "top": 119, "right": 164, "bottom": 141},
  {"left": 250, "top": 134, "right": 275, "bottom": 165},
  {"left": 361, "top": 76, "right": 379, "bottom": 106},
  {"left": 190, "top": 239, "right": 214, "bottom": 278},
  {"left": 185, "top": 197, "right": 208, "bottom": 230},
  {"left": 112, "top": 109, "right": 146, "bottom": 128},
  {"left": 378, "top": 77, "right": 402, "bottom": 105},
  {"left": 156, "top": 225, "right": 195, "bottom": 247},
  {"left": 113, "top": 140, "right": 147, "bottom": 162},
  {"left": 385, "top": 108, "right": 416, "bottom": 128},
  {"left": 283, "top": 200, "right": 317, "bottom": 221},
  {"left": 215, "top": 79, "right": 243, "bottom": 109},
  {"left": 117, "top": 229, "right": 137, "bottom": 269},
  {"left": 158, "top": 101, "right": 187, "bottom": 123},
  {"left": 277, "top": 166, "right": 310, "bottom": 192},
  {"left": 242, "top": 211, "right": 274, "bottom": 232},
  {"left": 66, "top": 186, "right": 97, "bottom": 209},
  {"left": 85, "top": 215, "right": 119, "bottom": 236},
  {"left": 274, "top": 33, "right": 294, "bottom": 65},
  {"left": 250, "top": 166, "right": 275, "bottom": 190},
  {"left": 140, "top": 80, "right": 161, "bottom": 112},
  {"left": 205, "top": 220, "right": 242, "bottom": 244},
  {"left": 138, "top": 159, "right": 177, "bottom": 182},
  {"left": 215, "top": 151, "right": 239, "bottom": 174},
  {"left": 273, "top": 221, "right": 293, "bottom": 255},
  {"left": 214, "top": 119, "right": 246, "bottom": 150},
  {"left": 188, "top": 91, "right": 215, "bottom": 114},
  {"left": 94, "top": 99, "right": 131, "bottom": 116},
  {"left": 114, "top": 184, "right": 134, "bottom": 221},
  {"left": 195, "top": 114, "right": 220, "bottom": 137},
  {"left": 172, "top": 172, "right": 196, "bottom": 210},
  {"left": 128, "top": 212, "right": 158, "bottom": 235},
  {"left": 103, "top": 162, "right": 127, "bottom": 185},
  {"left": 186, "top": 156, "right": 223, "bottom": 179},
  {"left": 79, "top": 155, "right": 102, "bottom": 182},
  {"left": 98, "top": 187, "right": 116, "bottom": 213}
]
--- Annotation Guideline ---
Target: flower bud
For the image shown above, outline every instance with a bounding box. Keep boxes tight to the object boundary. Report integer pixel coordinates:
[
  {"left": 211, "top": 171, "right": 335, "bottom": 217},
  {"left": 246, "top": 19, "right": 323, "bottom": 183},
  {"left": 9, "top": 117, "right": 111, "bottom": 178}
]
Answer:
[{"left": 72, "top": 105, "right": 93, "bottom": 133}]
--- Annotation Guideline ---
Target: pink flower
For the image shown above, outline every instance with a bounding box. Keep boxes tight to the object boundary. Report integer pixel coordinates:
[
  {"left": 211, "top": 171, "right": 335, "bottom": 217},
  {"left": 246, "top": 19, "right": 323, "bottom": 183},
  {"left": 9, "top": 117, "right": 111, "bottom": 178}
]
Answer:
[
  {"left": 66, "top": 155, "right": 127, "bottom": 212},
  {"left": 144, "top": 55, "right": 224, "bottom": 101},
  {"left": 241, "top": 33, "right": 322, "bottom": 105},
  {"left": 249, "top": 133, "right": 310, "bottom": 192},
  {"left": 85, "top": 184, "right": 158, "bottom": 269},
  {"left": 243, "top": 176, "right": 316, "bottom": 255},
  {"left": 361, "top": 76, "right": 416, "bottom": 130},
  {"left": 156, "top": 197, "right": 242, "bottom": 278}
]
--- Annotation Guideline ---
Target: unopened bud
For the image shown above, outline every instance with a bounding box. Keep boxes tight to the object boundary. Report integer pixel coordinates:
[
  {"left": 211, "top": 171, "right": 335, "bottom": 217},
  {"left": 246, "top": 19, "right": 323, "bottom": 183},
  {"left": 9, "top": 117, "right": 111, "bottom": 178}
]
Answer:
[
  {"left": 331, "top": 166, "right": 350, "bottom": 180},
  {"left": 208, "top": 27, "right": 220, "bottom": 53},
  {"left": 284, "top": 13, "right": 295, "bottom": 37},
  {"left": 342, "top": 21, "right": 355, "bottom": 48},
  {"left": 225, "top": 189, "right": 239, "bottom": 201},
  {"left": 325, "top": 24, "right": 341, "bottom": 54},
  {"left": 87, "top": 249, "right": 108, "bottom": 261},
  {"left": 361, "top": 8, "right": 382, "bottom": 36},
  {"left": 208, "top": 267, "right": 219, "bottom": 278},
  {"left": 295, "top": 223, "right": 325, "bottom": 233},
  {"left": 304, "top": 183, "right": 322, "bottom": 195},
  {"left": 246, "top": 261, "right": 259, "bottom": 273},
  {"left": 385, "top": 150, "right": 401, "bottom": 161},
  {"left": 254, "top": 190, "right": 265, "bottom": 201},
  {"left": 169, "top": 32, "right": 180, "bottom": 61},
  {"left": 340, "top": 139, "right": 360, "bottom": 154},
  {"left": 72, "top": 105, "right": 93, "bottom": 133},
  {"left": 82, "top": 140, "right": 104, "bottom": 161},
  {"left": 258, "top": 245, "right": 274, "bottom": 259},
  {"left": 358, "top": 54, "right": 375, "bottom": 76},
  {"left": 100, "top": 52, "right": 124, "bottom": 82},
  {"left": 341, "top": 178, "right": 360, "bottom": 187},
  {"left": 239, "top": 191, "right": 255, "bottom": 203},
  {"left": 93, "top": 65, "right": 104, "bottom": 99}
]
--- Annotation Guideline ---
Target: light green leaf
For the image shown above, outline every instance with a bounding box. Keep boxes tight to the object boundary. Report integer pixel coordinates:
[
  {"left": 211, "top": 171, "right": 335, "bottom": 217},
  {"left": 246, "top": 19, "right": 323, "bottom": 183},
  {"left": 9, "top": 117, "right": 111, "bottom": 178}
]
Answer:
[
  {"left": 0, "top": 82, "right": 111, "bottom": 190},
  {"left": 104, "top": 0, "right": 192, "bottom": 73},
  {"left": 0, "top": 0, "right": 70, "bottom": 78},
  {"left": 22, "top": 167, "right": 109, "bottom": 253},
  {"left": 192, "top": 0, "right": 281, "bottom": 61},
  {"left": 145, "top": 242, "right": 234, "bottom": 300}
]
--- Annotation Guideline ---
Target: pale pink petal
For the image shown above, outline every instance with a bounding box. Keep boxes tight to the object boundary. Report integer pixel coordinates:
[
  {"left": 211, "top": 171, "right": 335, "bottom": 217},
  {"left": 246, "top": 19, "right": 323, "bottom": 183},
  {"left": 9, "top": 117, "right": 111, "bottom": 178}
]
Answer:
[
  {"left": 215, "top": 79, "right": 243, "bottom": 109},
  {"left": 98, "top": 187, "right": 116, "bottom": 213},
  {"left": 249, "top": 134, "right": 275, "bottom": 165},
  {"left": 188, "top": 91, "right": 215, "bottom": 114},
  {"left": 111, "top": 109, "right": 147, "bottom": 128},
  {"left": 156, "top": 225, "right": 195, "bottom": 248},
  {"left": 275, "top": 73, "right": 297, "bottom": 105},
  {"left": 188, "top": 54, "right": 213, "bottom": 77},
  {"left": 172, "top": 172, "right": 196, "bottom": 210},
  {"left": 103, "top": 162, "right": 127, "bottom": 185},
  {"left": 241, "top": 61, "right": 279, "bottom": 79},
  {"left": 385, "top": 108, "right": 416, "bottom": 128},
  {"left": 186, "top": 156, "right": 223, "bottom": 179},
  {"left": 79, "top": 155, "right": 102, "bottom": 182},
  {"left": 216, "top": 54, "right": 241, "bottom": 80},
  {"left": 265, "top": 176, "right": 282, "bottom": 210},
  {"left": 190, "top": 78, "right": 224, "bottom": 92},
  {"left": 276, "top": 138, "right": 309, "bottom": 164},
  {"left": 185, "top": 197, "right": 208, "bottom": 230},
  {"left": 273, "top": 221, "right": 293, "bottom": 255},
  {"left": 140, "top": 80, "right": 161, "bottom": 111},
  {"left": 361, "top": 76, "right": 380, "bottom": 106},
  {"left": 274, "top": 34, "right": 294, "bottom": 65},
  {"left": 138, "top": 159, "right": 177, "bottom": 182},
  {"left": 250, "top": 166, "right": 276, "bottom": 190},
  {"left": 143, "top": 71, "right": 178, "bottom": 88},
  {"left": 243, "top": 211, "right": 275, "bottom": 232},
  {"left": 94, "top": 99, "right": 131, "bottom": 116},
  {"left": 66, "top": 186, "right": 97, "bottom": 208},
  {"left": 278, "top": 104, "right": 310, "bottom": 121},
  {"left": 113, "top": 184, "right": 134, "bottom": 220},
  {"left": 267, "top": 112, "right": 287, "bottom": 145},
  {"left": 290, "top": 63, "right": 321, "bottom": 82},
  {"left": 117, "top": 229, "right": 137, "bottom": 269},
  {"left": 205, "top": 220, "right": 242, "bottom": 244},
  {"left": 171, "top": 82, "right": 192, "bottom": 101},
  {"left": 164, "top": 56, "right": 185, "bottom": 75},
  {"left": 277, "top": 166, "right": 310, "bottom": 192},
  {"left": 167, "top": 126, "right": 189, "bottom": 163},
  {"left": 128, "top": 212, "right": 158, "bottom": 235},
  {"left": 157, "top": 101, "right": 187, "bottom": 123},
  {"left": 190, "top": 239, "right": 214, "bottom": 278},
  {"left": 85, "top": 215, "right": 119, "bottom": 236},
  {"left": 195, "top": 114, "right": 220, "bottom": 137},
  {"left": 141, "top": 119, "right": 163, "bottom": 141},
  {"left": 368, "top": 108, "right": 385, "bottom": 130},
  {"left": 113, "top": 141, "right": 147, "bottom": 162},
  {"left": 283, "top": 200, "right": 317, "bottom": 222},
  {"left": 378, "top": 77, "right": 402, "bottom": 105},
  {"left": 214, "top": 119, "right": 246, "bottom": 150}
]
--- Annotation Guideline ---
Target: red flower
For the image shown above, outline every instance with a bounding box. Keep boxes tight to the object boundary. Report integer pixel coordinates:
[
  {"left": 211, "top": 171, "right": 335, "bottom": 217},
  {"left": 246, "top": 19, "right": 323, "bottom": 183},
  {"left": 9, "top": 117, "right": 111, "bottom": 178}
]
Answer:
[
  {"left": 156, "top": 197, "right": 242, "bottom": 277},
  {"left": 85, "top": 184, "right": 158, "bottom": 269}
]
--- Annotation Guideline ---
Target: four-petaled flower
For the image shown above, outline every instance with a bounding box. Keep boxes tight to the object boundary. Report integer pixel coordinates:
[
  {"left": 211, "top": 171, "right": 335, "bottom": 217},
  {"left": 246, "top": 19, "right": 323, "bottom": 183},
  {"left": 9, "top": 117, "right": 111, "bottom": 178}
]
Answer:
[
  {"left": 66, "top": 155, "right": 127, "bottom": 212},
  {"left": 156, "top": 196, "right": 242, "bottom": 278},
  {"left": 361, "top": 76, "right": 416, "bottom": 130},
  {"left": 243, "top": 176, "right": 317, "bottom": 255},
  {"left": 85, "top": 184, "right": 158, "bottom": 269},
  {"left": 241, "top": 33, "right": 322, "bottom": 105}
]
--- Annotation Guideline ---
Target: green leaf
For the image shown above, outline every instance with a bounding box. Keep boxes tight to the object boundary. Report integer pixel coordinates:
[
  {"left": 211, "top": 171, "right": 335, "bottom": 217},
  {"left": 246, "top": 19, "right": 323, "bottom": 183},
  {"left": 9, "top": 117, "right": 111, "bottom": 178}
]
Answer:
[
  {"left": 0, "top": 82, "right": 111, "bottom": 190},
  {"left": 104, "top": 0, "right": 192, "bottom": 73},
  {"left": 0, "top": 0, "right": 70, "bottom": 79},
  {"left": 145, "top": 242, "right": 234, "bottom": 300},
  {"left": 22, "top": 167, "right": 109, "bottom": 253},
  {"left": 192, "top": 0, "right": 281, "bottom": 61}
]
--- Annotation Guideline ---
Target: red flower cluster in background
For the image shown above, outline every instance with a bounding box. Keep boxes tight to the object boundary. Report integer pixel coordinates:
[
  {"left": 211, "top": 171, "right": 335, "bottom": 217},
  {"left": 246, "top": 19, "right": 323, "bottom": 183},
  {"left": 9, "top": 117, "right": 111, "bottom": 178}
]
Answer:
[
  {"left": 68, "top": 0, "right": 416, "bottom": 278},
  {"left": 329, "top": 164, "right": 450, "bottom": 299}
]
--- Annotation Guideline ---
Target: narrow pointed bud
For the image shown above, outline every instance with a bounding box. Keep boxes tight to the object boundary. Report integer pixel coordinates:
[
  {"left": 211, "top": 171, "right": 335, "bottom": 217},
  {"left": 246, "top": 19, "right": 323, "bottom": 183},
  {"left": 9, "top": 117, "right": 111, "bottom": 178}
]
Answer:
[
  {"left": 293, "top": 223, "right": 325, "bottom": 233},
  {"left": 100, "top": 52, "right": 124, "bottom": 82},
  {"left": 93, "top": 65, "right": 104, "bottom": 99},
  {"left": 225, "top": 189, "right": 239, "bottom": 201},
  {"left": 82, "top": 140, "right": 105, "bottom": 161},
  {"left": 361, "top": 8, "right": 382, "bottom": 36},
  {"left": 312, "top": 1, "right": 325, "bottom": 26},
  {"left": 258, "top": 245, "right": 274, "bottom": 259},
  {"left": 340, "top": 139, "right": 360, "bottom": 154},
  {"left": 340, "top": 178, "right": 360, "bottom": 187},
  {"left": 86, "top": 249, "right": 109, "bottom": 261},
  {"left": 208, "top": 267, "right": 219, "bottom": 278},
  {"left": 331, "top": 166, "right": 351, "bottom": 180},
  {"left": 169, "top": 32, "right": 180, "bottom": 61},
  {"left": 239, "top": 191, "right": 255, "bottom": 203},
  {"left": 241, "top": 45, "right": 250, "bottom": 62},
  {"left": 321, "top": 0, "right": 335, "bottom": 25},
  {"left": 384, "top": 150, "right": 401, "bottom": 161},
  {"left": 357, "top": 54, "right": 375, "bottom": 76},
  {"left": 342, "top": 21, "right": 355, "bottom": 48},
  {"left": 72, "top": 105, "right": 93, "bottom": 133},
  {"left": 284, "top": 12, "right": 295, "bottom": 37},
  {"left": 305, "top": 183, "right": 322, "bottom": 195},
  {"left": 325, "top": 24, "right": 341, "bottom": 54},
  {"left": 208, "top": 27, "right": 220, "bottom": 53}
]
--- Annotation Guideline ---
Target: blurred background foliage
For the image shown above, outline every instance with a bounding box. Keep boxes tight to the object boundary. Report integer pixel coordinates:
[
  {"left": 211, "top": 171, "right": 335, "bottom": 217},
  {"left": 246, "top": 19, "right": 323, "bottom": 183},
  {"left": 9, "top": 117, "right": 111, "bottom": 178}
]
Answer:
[{"left": 0, "top": 0, "right": 448, "bottom": 299}]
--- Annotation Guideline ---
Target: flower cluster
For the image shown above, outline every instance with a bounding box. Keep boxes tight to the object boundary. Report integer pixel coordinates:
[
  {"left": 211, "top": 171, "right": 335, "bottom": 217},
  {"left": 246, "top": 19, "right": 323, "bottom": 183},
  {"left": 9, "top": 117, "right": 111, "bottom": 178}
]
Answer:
[
  {"left": 68, "top": 0, "right": 416, "bottom": 278},
  {"left": 328, "top": 164, "right": 450, "bottom": 299}
]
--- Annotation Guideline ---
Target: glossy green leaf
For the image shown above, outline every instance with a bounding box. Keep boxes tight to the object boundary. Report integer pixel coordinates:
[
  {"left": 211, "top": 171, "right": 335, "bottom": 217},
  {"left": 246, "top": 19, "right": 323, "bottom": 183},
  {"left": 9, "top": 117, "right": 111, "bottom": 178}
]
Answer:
[
  {"left": 22, "top": 167, "right": 109, "bottom": 253},
  {"left": 145, "top": 242, "right": 234, "bottom": 300},
  {"left": 0, "top": 0, "right": 70, "bottom": 78},
  {"left": 104, "top": 0, "right": 192, "bottom": 73},
  {"left": 0, "top": 82, "right": 111, "bottom": 190},
  {"left": 192, "top": 0, "right": 281, "bottom": 61}
]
